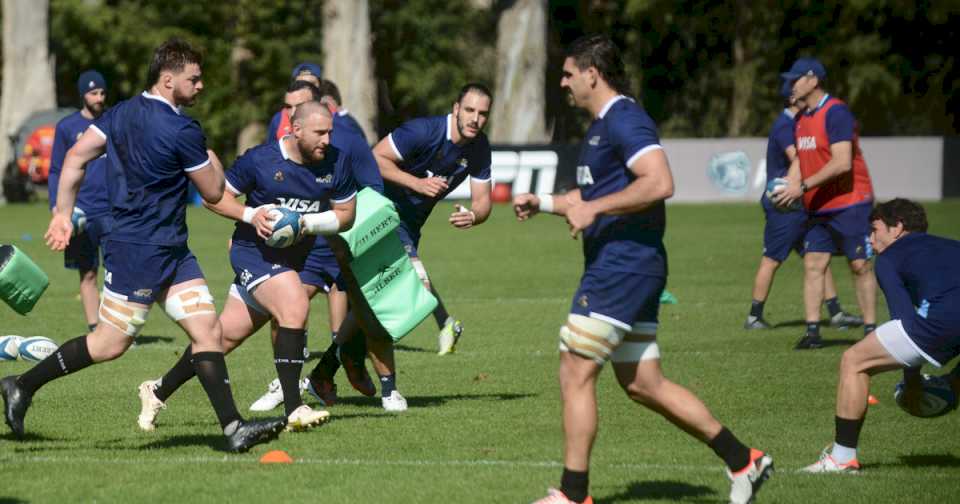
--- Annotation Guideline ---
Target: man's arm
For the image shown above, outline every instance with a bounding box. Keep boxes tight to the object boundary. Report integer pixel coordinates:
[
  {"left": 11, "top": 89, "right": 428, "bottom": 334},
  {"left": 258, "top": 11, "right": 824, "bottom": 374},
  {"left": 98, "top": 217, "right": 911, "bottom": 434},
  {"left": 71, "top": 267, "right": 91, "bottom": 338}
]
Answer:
[
  {"left": 44, "top": 129, "right": 106, "bottom": 250},
  {"left": 47, "top": 123, "right": 70, "bottom": 212},
  {"left": 513, "top": 189, "right": 581, "bottom": 220},
  {"left": 186, "top": 149, "right": 225, "bottom": 204},
  {"left": 202, "top": 189, "right": 276, "bottom": 240},
  {"left": 450, "top": 179, "right": 491, "bottom": 229},
  {"left": 303, "top": 196, "right": 356, "bottom": 236},
  {"left": 372, "top": 137, "right": 448, "bottom": 197}
]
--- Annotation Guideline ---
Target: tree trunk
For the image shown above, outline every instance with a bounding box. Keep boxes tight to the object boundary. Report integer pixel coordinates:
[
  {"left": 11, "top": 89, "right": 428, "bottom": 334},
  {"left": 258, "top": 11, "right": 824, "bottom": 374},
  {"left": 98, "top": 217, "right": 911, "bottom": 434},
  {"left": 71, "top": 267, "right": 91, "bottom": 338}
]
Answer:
[
  {"left": 727, "top": 0, "right": 754, "bottom": 137},
  {"left": 490, "top": 0, "right": 548, "bottom": 144},
  {"left": 1, "top": 0, "right": 56, "bottom": 204},
  {"left": 323, "top": 0, "right": 377, "bottom": 143}
]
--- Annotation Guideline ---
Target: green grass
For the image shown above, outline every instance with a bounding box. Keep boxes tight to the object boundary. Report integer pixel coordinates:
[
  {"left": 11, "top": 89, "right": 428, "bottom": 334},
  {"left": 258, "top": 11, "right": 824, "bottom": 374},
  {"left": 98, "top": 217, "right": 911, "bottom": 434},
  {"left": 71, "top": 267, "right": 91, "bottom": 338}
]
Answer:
[{"left": 1, "top": 199, "right": 960, "bottom": 503}]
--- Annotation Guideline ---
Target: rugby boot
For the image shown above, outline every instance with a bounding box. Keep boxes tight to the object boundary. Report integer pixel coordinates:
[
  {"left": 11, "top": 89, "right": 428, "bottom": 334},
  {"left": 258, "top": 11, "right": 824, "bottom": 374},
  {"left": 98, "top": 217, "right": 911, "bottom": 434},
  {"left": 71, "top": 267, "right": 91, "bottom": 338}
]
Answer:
[
  {"left": 137, "top": 379, "right": 166, "bottom": 431},
  {"left": 285, "top": 404, "right": 330, "bottom": 432},
  {"left": 743, "top": 316, "right": 771, "bottom": 330},
  {"left": 830, "top": 311, "right": 864, "bottom": 330},
  {"left": 531, "top": 488, "right": 593, "bottom": 504},
  {"left": 794, "top": 332, "right": 823, "bottom": 350},
  {"left": 727, "top": 448, "right": 774, "bottom": 504},
  {"left": 381, "top": 390, "right": 408, "bottom": 412},
  {"left": 1, "top": 376, "right": 31, "bottom": 438},
  {"left": 225, "top": 417, "right": 286, "bottom": 453},
  {"left": 437, "top": 318, "right": 464, "bottom": 355},
  {"left": 305, "top": 372, "right": 338, "bottom": 406},
  {"left": 337, "top": 346, "right": 376, "bottom": 397},
  {"left": 803, "top": 446, "right": 860, "bottom": 473}
]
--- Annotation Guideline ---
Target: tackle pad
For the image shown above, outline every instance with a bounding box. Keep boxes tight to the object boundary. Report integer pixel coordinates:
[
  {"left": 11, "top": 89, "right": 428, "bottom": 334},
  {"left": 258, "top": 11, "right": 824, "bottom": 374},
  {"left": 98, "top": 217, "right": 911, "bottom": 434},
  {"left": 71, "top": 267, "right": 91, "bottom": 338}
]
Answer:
[{"left": 0, "top": 245, "right": 50, "bottom": 315}]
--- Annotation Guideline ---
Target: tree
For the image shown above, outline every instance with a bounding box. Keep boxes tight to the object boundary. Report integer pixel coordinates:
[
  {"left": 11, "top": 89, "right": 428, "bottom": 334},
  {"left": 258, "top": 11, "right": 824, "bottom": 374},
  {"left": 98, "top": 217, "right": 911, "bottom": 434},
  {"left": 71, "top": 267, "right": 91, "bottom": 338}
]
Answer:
[
  {"left": 1, "top": 0, "right": 56, "bottom": 204},
  {"left": 323, "top": 0, "right": 377, "bottom": 142}
]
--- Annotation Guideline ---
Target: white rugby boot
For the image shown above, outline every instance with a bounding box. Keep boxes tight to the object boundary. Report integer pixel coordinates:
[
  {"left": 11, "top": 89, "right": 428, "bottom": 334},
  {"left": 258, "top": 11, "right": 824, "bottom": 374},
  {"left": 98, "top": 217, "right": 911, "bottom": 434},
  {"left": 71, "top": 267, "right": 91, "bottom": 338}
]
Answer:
[
  {"left": 727, "top": 448, "right": 774, "bottom": 504},
  {"left": 381, "top": 390, "right": 408, "bottom": 412},
  {"left": 437, "top": 318, "right": 463, "bottom": 355},
  {"left": 285, "top": 404, "right": 330, "bottom": 432},
  {"left": 137, "top": 380, "right": 166, "bottom": 432}
]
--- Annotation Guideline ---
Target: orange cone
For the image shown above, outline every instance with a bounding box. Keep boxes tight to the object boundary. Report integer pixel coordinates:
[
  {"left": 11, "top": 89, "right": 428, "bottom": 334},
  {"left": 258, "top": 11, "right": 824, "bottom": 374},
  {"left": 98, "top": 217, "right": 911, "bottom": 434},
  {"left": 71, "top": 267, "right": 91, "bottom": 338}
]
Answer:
[
  {"left": 867, "top": 394, "right": 879, "bottom": 406},
  {"left": 259, "top": 450, "right": 293, "bottom": 464}
]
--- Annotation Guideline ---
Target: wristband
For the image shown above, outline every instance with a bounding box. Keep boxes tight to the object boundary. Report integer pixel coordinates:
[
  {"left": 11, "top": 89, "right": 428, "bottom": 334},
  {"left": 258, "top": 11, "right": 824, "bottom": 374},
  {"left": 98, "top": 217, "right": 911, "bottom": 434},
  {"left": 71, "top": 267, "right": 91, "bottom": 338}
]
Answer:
[
  {"left": 303, "top": 210, "right": 341, "bottom": 236},
  {"left": 241, "top": 206, "right": 257, "bottom": 224},
  {"left": 538, "top": 194, "right": 554, "bottom": 214}
]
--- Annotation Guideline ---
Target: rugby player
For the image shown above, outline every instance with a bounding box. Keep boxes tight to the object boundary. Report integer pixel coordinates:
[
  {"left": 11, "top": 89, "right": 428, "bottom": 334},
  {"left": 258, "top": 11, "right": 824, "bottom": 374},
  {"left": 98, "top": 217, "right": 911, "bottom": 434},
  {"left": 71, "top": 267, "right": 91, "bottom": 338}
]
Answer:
[
  {"left": 775, "top": 57, "right": 878, "bottom": 349},
  {"left": 515, "top": 35, "right": 772, "bottom": 504},
  {"left": 2, "top": 38, "right": 285, "bottom": 452},
  {"left": 805, "top": 199, "right": 960, "bottom": 472},
  {"left": 372, "top": 82, "right": 494, "bottom": 355},
  {"left": 745, "top": 78, "right": 861, "bottom": 330},
  {"left": 48, "top": 70, "right": 112, "bottom": 332}
]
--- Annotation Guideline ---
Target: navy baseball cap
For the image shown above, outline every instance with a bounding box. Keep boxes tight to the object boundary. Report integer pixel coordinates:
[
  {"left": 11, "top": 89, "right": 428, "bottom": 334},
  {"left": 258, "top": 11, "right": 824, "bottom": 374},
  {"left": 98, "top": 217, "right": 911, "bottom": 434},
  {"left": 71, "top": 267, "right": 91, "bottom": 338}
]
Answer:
[
  {"left": 77, "top": 70, "right": 106, "bottom": 96},
  {"left": 291, "top": 62, "right": 322, "bottom": 81},
  {"left": 780, "top": 78, "right": 794, "bottom": 98},
  {"left": 780, "top": 57, "right": 826, "bottom": 83}
]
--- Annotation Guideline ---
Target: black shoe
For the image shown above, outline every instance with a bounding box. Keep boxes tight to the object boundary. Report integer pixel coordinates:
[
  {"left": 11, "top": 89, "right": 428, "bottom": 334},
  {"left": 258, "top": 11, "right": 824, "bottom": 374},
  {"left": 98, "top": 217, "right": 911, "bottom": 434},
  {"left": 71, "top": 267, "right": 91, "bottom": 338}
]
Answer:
[
  {"left": 794, "top": 334, "right": 823, "bottom": 350},
  {"left": 744, "top": 316, "right": 772, "bottom": 330},
  {"left": 225, "top": 417, "right": 286, "bottom": 453},
  {"left": 1, "top": 376, "right": 32, "bottom": 438}
]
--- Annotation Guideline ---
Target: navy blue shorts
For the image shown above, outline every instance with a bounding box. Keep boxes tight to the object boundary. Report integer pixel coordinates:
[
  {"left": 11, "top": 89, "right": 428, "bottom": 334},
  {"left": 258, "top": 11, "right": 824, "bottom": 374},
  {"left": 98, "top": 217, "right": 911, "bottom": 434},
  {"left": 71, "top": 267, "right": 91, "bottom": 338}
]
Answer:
[
  {"left": 569, "top": 267, "right": 665, "bottom": 331},
  {"left": 299, "top": 244, "right": 343, "bottom": 291},
  {"left": 804, "top": 202, "right": 873, "bottom": 260},
  {"left": 103, "top": 240, "right": 204, "bottom": 305},
  {"left": 762, "top": 205, "right": 807, "bottom": 262},
  {"left": 64, "top": 215, "right": 111, "bottom": 271},
  {"left": 230, "top": 242, "right": 307, "bottom": 294},
  {"left": 396, "top": 221, "right": 422, "bottom": 258}
]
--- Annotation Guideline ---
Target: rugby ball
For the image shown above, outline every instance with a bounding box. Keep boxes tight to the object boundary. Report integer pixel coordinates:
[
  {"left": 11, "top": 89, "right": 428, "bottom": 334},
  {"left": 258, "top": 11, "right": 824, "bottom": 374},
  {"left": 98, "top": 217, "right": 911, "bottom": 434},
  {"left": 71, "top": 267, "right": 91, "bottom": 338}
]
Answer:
[
  {"left": 0, "top": 336, "right": 23, "bottom": 361},
  {"left": 894, "top": 374, "right": 958, "bottom": 418},
  {"left": 17, "top": 336, "right": 59, "bottom": 363},
  {"left": 71, "top": 207, "right": 87, "bottom": 236},
  {"left": 765, "top": 177, "right": 801, "bottom": 212},
  {"left": 265, "top": 208, "right": 303, "bottom": 248}
]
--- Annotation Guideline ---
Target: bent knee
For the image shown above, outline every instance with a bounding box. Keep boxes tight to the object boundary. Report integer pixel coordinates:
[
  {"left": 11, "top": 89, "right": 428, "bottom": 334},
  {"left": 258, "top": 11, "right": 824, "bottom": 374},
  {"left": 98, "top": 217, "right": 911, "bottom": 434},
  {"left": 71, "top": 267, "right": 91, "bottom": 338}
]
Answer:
[{"left": 849, "top": 260, "right": 873, "bottom": 276}]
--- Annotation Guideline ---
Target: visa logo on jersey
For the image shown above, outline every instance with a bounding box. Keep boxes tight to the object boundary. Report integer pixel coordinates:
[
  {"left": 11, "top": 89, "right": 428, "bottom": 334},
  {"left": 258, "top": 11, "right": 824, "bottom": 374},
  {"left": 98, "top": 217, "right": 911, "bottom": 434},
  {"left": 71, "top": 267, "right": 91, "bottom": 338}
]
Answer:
[
  {"left": 797, "top": 136, "right": 817, "bottom": 151},
  {"left": 276, "top": 197, "right": 323, "bottom": 212},
  {"left": 576, "top": 165, "right": 595, "bottom": 185}
]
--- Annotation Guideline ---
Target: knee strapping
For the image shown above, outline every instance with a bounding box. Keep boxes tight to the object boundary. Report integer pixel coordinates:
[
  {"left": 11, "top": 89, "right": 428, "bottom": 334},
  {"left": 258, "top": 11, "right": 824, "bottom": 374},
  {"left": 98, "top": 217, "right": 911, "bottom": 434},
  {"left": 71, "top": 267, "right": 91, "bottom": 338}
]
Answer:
[
  {"left": 99, "top": 290, "right": 149, "bottom": 337},
  {"left": 165, "top": 285, "right": 216, "bottom": 321},
  {"left": 559, "top": 314, "right": 624, "bottom": 364},
  {"left": 610, "top": 321, "right": 661, "bottom": 363}
]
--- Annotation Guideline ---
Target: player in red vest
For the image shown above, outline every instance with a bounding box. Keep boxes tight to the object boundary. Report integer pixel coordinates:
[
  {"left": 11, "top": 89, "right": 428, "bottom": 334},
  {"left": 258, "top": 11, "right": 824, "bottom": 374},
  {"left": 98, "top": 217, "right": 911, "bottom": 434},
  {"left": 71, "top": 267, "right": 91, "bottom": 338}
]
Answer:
[{"left": 776, "top": 58, "right": 878, "bottom": 350}]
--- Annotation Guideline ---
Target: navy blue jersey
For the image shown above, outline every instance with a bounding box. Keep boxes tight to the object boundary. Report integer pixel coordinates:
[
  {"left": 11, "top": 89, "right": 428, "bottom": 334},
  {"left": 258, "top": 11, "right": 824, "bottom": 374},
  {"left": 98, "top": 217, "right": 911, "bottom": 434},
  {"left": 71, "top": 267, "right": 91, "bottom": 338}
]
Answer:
[
  {"left": 49, "top": 111, "right": 111, "bottom": 218},
  {"left": 576, "top": 96, "right": 666, "bottom": 276},
  {"left": 876, "top": 233, "right": 960, "bottom": 337},
  {"left": 333, "top": 112, "right": 382, "bottom": 194},
  {"left": 91, "top": 92, "right": 210, "bottom": 245},
  {"left": 761, "top": 109, "right": 797, "bottom": 210},
  {"left": 266, "top": 109, "right": 283, "bottom": 141},
  {"left": 225, "top": 137, "right": 357, "bottom": 249},
  {"left": 384, "top": 114, "right": 491, "bottom": 231}
]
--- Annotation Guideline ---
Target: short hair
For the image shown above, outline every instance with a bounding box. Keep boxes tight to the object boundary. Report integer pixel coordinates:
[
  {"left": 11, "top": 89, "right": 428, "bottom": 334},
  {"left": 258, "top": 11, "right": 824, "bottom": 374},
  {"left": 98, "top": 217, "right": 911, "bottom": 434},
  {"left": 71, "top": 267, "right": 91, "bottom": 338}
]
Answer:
[
  {"left": 291, "top": 100, "right": 331, "bottom": 125},
  {"left": 147, "top": 38, "right": 202, "bottom": 86},
  {"left": 869, "top": 198, "right": 928, "bottom": 233},
  {"left": 287, "top": 80, "right": 323, "bottom": 101},
  {"left": 565, "top": 34, "right": 629, "bottom": 94},
  {"left": 316, "top": 79, "right": 343, "bottom": 106},
  {"left": 456, "top": 82, "right": 493, "bottom": 105}
]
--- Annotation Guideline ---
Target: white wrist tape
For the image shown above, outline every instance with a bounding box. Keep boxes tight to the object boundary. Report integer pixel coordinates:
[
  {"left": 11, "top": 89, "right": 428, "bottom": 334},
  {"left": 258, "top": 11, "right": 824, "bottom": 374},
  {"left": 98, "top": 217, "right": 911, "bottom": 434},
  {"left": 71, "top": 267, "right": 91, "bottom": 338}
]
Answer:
[
  {"left": 538, "top": 194, "right": 554, "bottom": 214},
  {"left": 241, "top": 207, "right": 257, "bottom": 224},
  {"left": 303, "top": 210, "right": 340, "bottom": 235}
]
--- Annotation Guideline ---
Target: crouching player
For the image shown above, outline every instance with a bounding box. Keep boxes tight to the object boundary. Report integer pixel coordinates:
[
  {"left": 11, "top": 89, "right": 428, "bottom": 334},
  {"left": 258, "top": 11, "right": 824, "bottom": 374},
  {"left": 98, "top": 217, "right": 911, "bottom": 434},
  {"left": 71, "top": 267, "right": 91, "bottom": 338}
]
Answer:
[
  {"left": 515, "top": 35, "right": 772, "bottom": 504},
  {"left": 136, "top": 101, "right": 356, "bottom": 432},
  {"left": 805, "top": 198, "right": 960, "bottom": 473}
]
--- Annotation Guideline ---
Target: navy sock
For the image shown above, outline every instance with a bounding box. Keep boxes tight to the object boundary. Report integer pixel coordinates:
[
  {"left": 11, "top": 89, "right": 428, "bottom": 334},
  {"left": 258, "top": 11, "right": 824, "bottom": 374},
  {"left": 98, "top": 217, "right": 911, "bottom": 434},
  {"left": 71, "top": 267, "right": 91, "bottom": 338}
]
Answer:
[
  {"left": 192, "top": 351, "right": 242, "bottom": 430},
  {"left": 274, "top": 327, "right": 307, "bottom": 415},
  {"left": 835, "top": 416, "right": 864, "bottom": 449},
  {"left": 864, "top": 323, "right": 876, "bottom": 336},
  {"left": 806, "top": 322, "right": 820, "bottom": 336},
  {"left": 18, "top": 336, "right": 94, "bottom": 394},
  {"left": 749, "top": 300, "right": 764, "bottom": 318},
  {"left": 560, "top": 468, "right": 589, "bottom": 503},
  {"left": 709, "top": 427, "right": 752, "bottom": 472},
  {"left": 825, "top": 297, "right": 842, "bottom": 317},
  {"left": 379, "top": 373, "right": 396, "bottom": 397},
  {"left": 155, "top": 345, "right": 195, "bottom": 402}
]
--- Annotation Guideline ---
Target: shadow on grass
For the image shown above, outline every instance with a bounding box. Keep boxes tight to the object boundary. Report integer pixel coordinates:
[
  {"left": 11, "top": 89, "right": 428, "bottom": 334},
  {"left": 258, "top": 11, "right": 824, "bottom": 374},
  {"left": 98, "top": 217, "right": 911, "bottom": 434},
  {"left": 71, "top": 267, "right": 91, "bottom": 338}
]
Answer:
[
  {"left": 0, "top": 497, "right": 29, "bottom": 504},
  {"left": 892, "top": 453, "right": 960, "bottom": 468},
  {"left": 0, "top": 432, "right": 59, "bottom": 443},
  {"left": 137, "top": 433, "right": 223, "bottom": 451},
  {"left": 394, "top": 344, "right": 433, "bottom": 353},
  {"left": 595, "top": 480, "right": 717, "bottom": 503},
  {"left": 132, "top": 335, "right": 176, "bottom": 346},
  {"left": 331, "top": 392, "right": 536, "bottom": 409}
]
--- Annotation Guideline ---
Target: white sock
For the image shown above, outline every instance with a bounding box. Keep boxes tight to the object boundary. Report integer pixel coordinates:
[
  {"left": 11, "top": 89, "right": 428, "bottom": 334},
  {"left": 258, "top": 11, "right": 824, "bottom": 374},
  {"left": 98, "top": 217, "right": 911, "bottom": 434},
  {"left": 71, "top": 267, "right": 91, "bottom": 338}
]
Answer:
[{"left": 831, "top": 443, "right": 857, "bottom": 464}]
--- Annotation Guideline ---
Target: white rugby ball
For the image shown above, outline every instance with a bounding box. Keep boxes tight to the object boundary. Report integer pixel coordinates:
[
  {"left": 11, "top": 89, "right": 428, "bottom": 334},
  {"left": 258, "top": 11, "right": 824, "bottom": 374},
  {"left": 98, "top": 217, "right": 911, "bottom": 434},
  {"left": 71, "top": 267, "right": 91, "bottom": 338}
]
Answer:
[
  {"left": 0, "top": 335, "right": 23, "bottom": 361},
  {"left": 18, "top": 336, "right": 59, "bottom": 363},
  {"left": 765, "top": 177, "right": 801, "bottom": 212},
  {"left": 894, "top": 374, "right": 958, "bottom": 418},
  {"left": 265, "top": 208, "right": 303, "bottom": 248},
  {"left": 71, "top": 207, "right": 87, "bottom": 236}
]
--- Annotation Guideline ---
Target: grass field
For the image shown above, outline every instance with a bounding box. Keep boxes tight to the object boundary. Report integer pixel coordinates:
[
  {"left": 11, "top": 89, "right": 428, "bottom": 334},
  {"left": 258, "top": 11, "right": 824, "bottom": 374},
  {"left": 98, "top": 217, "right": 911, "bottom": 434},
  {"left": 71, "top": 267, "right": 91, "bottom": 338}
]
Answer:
[{"left": 1, "top": 199, "right": 959, "bottom": 503}]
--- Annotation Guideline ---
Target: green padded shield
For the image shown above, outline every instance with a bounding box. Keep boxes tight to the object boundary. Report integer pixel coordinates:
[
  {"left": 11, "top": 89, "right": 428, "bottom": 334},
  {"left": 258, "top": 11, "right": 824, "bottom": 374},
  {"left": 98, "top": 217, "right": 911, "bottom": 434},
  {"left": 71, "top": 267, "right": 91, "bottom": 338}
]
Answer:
[
  {"left": 338, "top": 189, "right": 437, "bottom": 341},
  {"left": 0, "top": 245, "right": 50, "bottom": 315}
]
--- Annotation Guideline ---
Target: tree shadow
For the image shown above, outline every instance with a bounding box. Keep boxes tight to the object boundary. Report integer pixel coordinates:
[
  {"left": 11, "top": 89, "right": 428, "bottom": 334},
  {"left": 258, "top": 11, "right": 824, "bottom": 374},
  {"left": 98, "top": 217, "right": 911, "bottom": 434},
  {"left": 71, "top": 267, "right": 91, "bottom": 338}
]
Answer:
[{"left": 595, "top": 480, "right": 718, "bottom": 503}]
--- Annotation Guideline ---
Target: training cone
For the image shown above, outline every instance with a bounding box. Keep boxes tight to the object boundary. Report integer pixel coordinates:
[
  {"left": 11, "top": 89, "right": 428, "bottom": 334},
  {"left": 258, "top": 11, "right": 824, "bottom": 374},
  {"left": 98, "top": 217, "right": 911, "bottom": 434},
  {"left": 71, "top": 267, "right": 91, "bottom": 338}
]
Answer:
[
  {"left": 259, "top": 450, "right": 293, "bottom": 464},
  {"left": 867, "top": 394, "right": 879, "bottom": 406}
]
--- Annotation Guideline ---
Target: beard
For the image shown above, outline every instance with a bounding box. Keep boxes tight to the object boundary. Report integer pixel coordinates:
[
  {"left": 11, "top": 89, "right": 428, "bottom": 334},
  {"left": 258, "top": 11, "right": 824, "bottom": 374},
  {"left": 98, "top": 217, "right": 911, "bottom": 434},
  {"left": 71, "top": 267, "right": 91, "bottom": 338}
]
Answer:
[
  {"left": 84, "top": 100, "right": 104, "bottom": 117},
  {"left": 173, "top": 87, "right": 197, "bottom": 107},
  {"left": 457, "top": 115, "right": 479, "bottom": 140},
  {"left": 297, "top": 139, "right": 326, "bottom": 163}
]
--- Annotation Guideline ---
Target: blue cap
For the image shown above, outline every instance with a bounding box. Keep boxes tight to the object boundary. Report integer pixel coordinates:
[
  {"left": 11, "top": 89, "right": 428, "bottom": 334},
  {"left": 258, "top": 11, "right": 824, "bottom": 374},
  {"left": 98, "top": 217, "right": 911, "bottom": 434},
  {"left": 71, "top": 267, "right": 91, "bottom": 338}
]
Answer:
[
  {"left": 779, "top": 78, "right": 794, "bottom": 98},
  {"left": 780, "top": 57, "right": 826, "bottom": 83},
  {"left": 77, "top": 70, "right": 106, "bottom": 97},
  {"left": 291, "top": 62, "right": 322, "bottom": 81}
]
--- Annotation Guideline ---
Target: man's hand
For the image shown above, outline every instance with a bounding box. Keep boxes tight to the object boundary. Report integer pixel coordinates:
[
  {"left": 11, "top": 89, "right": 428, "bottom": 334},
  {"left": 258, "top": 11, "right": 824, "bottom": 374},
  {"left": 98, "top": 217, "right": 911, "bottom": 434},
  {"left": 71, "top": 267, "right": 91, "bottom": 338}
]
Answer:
[
  {"left": 566, "top": 201, "right": 598, "bottom": 239},
  {"left": 449, "top": 204, "right": 476, "bottom": 229},
  {"left": 252, "top": 207, "right": 278, "bottom": 240},
  {"left": 513, "top": 193, "right": 540, "bottom": 221},
  {"left": 413, "top": 177, "right": 449, "bottom": 198},
  {"left": 774, "top": 179, "right": 803, "bottom": 209},
  {"left": 44, "top": 213, "right": 73, "bottom": 251}
]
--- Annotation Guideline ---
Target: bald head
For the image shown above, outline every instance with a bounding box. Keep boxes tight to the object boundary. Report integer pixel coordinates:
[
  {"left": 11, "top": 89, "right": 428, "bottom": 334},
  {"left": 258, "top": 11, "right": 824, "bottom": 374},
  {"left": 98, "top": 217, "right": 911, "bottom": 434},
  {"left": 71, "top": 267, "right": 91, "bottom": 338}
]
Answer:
[{"left": 291, "top": 100, "right": 331, "bottom": 126}]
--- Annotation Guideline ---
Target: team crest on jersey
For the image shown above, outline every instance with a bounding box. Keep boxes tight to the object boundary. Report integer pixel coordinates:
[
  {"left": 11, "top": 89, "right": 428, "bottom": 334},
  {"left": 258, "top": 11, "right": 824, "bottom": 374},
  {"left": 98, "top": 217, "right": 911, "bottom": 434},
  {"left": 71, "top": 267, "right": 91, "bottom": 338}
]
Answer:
[
  {"left": 315, "top": 174, "right": 332, "bottom": 184},
  {"left": 588, "top": 136, "right": 601, "bottom": 146},
  {"left": 576, "top": 165, "right": 595, "bottom": 186},
  {"left": 277, "top": 197, "right": 322, "bottom": 212},
  {"left": 274, "top": 170, "right": 284, "bottom": 182},
  {"left": 426, "top": 170, "right": 451, "bottom": 184},
  {"left": 578, "top": 295, "right": 589, "bottom": 308}
]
